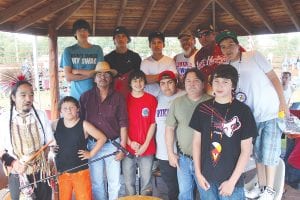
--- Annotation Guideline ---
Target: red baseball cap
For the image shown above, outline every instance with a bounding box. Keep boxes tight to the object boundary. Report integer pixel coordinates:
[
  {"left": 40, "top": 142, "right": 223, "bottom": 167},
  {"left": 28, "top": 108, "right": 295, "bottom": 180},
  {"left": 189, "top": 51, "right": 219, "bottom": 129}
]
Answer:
[{"left": 158, "top": 70, "right": 176, "bottom": 82}]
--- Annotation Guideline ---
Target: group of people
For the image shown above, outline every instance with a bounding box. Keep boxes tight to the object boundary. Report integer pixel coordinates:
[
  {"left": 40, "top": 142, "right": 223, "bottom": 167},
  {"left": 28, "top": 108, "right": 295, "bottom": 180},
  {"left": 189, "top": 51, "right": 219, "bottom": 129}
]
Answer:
[{"left": 0, "top": 18, "right": 291, "bottom": 200}]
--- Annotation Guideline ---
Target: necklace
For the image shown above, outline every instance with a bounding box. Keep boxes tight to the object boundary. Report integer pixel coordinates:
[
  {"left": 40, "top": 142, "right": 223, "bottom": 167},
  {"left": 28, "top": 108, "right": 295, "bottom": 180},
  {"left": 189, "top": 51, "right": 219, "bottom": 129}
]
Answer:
[
  {"left": 229, "top": 51, "right": 247, "bottom": 102},
  {"left": 210, "top": 99, "right": 232, "bottom": 140},
  {"left": 209, "top": 99, "right": 232, "bottom": 166}
]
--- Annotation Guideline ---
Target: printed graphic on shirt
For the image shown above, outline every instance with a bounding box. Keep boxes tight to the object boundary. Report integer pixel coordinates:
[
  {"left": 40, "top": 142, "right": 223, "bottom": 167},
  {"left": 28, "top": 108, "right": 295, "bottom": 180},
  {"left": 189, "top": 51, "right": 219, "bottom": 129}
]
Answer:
[
  {"left": 195, "top": 55, "right": 226, "bottom": 70},
  {"left": 198, "top": 103, "right": 241, "bottom": 166},
  {"left": 71, "top": 53, "right": 98, "bottom": 65},
  {"left": 142, "top": 108, "right": 150, "bottom": 117},
  {"left": 176, "top": 61, "right": 193, "bottom": 76},
  {"left": 222, "top": 116, "right": 241, "bottom": 137},
  {"left": 156, "top": 108, "right": 169, "bottom": 118},
  {"left": 211, "top": 142, "right": 222, "bottom": 165}
]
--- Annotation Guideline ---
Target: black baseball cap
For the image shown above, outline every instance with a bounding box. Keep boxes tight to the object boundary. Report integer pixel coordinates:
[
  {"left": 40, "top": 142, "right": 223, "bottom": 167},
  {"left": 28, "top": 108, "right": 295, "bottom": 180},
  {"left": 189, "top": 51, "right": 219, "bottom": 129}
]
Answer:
[
  {"left": 148, "top": 31, "right": 165, "bottom": 43},
  {"left": 113, "top": 26, "right": 131, "bottom": 43},
  {"left": 195, "top": 25, "right": 214, "bottom": 38}
]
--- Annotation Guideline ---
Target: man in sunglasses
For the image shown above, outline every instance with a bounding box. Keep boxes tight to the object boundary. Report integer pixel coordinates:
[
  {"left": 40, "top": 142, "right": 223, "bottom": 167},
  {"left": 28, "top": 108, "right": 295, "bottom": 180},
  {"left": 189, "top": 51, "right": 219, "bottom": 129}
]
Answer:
[{"left": 194, "top": 25, "right": 226, "bottom": 92}]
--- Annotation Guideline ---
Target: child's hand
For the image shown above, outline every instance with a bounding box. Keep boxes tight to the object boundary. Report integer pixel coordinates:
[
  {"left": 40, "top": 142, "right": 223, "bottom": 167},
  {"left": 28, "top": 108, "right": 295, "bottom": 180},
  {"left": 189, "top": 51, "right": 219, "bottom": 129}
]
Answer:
[
  {"left": 130, "top": 141, "right": 141, "bottom": 151},
  {"left": 135, "top": 143, "right": 147, "bottom": 156},
  {"left": 218, "top": 180, "right": 235, "bottom": 197},
  {"left": 196, "top": 173, "right": 210, "bottom": 191},
  {"left": 78, "top": 150, "right": 91, "bottom": 160},
  {"left": 114, "top": 151, "right": 125, "bottom": 161}
]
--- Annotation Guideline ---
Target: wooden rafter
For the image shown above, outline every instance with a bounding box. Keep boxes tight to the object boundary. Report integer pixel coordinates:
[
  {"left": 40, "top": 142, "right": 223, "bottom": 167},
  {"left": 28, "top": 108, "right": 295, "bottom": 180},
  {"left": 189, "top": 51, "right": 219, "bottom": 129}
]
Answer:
[
  {"left": 177, "top": 0, "right": 213, "bottom": 33},
  {"left": 0, "top": 0, "right": 47, "bottom": 25},
  {"left": 14, "top": 0, "right": 80, "bottom": 32},
  {"left": 92, "top": 0, "right": 97, "bottom": 36},
  {"left": 216, "top": 0, "right": 252, "bottom": 34},
  {"left": 117, "top": 0, "right": 128, "bottom": 26},
  {"left": 159, "top": 0, "right": 185, "bottom": 32},
  {"left": 246, "top": 0, "right": 275, "bottom": 33},
  {"left": 53, "top": 0, "right": 89, "bottom": 30},
  {"left": 279, "top": 0, "right": 300, "bottom": 31},
  {"left": 137, "top": 0, "right": 158, "bottom": 36}
]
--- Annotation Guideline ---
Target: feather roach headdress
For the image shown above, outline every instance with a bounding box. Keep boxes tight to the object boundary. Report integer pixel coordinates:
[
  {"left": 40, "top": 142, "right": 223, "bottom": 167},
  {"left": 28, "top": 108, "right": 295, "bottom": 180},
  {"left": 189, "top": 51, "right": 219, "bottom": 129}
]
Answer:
[{"left": 0, "top": 71, "right": 32, "bottom": 94}]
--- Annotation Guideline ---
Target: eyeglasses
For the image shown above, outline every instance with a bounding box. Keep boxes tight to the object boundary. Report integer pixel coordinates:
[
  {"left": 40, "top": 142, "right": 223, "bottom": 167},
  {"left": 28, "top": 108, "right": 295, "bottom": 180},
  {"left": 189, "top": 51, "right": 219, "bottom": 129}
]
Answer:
[
  {"left": 96, "top": 72, "right": 111, "bottom": 78},
  {"left": 198, "top": 31, "right": 212, "bottom": 38}
]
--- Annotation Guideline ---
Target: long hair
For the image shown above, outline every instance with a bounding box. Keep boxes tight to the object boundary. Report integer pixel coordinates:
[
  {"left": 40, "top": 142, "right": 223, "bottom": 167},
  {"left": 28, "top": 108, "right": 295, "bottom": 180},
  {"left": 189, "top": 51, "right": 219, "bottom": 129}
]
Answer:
[{"left": 9, "top": 80, "right": 46, "bottom": 145}]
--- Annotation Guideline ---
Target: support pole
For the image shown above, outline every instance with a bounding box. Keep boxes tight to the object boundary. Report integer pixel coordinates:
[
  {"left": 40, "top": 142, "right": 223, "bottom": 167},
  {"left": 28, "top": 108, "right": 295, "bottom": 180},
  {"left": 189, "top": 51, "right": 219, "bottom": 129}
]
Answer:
[{"left": 48, "top": 24, "right": 59, "bottom": 120}]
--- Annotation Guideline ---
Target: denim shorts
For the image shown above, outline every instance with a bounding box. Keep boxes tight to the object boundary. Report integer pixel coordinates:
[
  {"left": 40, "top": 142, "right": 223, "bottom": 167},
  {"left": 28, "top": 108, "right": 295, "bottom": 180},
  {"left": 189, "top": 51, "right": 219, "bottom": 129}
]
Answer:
[
  {"left": 254, "top": 118, "right": 282, "bottom": 166},
  {"left": 198, "top": 182, "right": 244, "bottom": 200}
]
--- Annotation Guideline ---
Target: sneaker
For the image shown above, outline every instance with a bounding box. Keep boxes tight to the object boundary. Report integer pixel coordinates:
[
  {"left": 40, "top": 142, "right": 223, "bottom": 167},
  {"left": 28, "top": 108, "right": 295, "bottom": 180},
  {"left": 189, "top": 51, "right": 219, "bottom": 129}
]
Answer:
[
  {"left": 257, "top": 187, "right": 275, "bottom": 200},
  {"left": 245, "top": 183, "right": 263, "bottom": 199}
]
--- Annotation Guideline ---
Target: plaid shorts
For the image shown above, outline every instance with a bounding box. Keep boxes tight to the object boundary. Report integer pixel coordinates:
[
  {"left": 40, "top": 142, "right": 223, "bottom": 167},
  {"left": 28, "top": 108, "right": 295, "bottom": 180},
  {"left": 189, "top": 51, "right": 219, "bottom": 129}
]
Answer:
[{"left": 253, "top": 118, "right": 282, "bottom": 166}]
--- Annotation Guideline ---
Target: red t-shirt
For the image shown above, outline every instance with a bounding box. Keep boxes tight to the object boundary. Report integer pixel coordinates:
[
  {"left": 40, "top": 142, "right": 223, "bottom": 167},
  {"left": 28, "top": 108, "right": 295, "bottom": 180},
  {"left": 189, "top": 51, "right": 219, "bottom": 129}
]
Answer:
[
  {"left": 194, "top": 44, "right": 226, "bottom": 81},
  {"left": 126, "top": 92, "right": 158, "bottom": 156},
  {"left": 288, "top": 138, "right": 300, "bottom": 169}
]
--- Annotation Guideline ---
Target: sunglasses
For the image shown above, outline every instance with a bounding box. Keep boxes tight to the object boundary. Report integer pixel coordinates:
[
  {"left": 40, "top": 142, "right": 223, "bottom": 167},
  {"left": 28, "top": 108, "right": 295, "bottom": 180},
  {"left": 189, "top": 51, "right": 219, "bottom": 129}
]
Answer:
[{"left": 198, "top": 31, "right": 212, "bottom": 38}]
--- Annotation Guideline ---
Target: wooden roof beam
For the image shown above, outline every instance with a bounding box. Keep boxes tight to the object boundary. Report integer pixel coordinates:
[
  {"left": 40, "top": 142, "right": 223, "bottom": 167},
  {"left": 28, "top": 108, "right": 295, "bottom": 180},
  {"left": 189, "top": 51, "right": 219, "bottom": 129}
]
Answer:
[
  {"left": 54, "top": 0, "right": 89, "bottom": 30},
  {"left": 0, "top": 0, "right": 47, "bottom": 25},
  {"left": 216, "top": 0, "right": 252, "bottom": 34},
  {"left": 14, "top": 0, "right": 80, "bottom": 32},
  {"left": 117, "top": 0, "right": 128, "bottom": 26},
  {"left": 177, "top": 0, "right": 213, "bottom": 33},
  {"left": 159, "top": 0, "right": 185, "bottom": 32},
  {"left": 92, "top": 0, "right": 97, "bottom": 36},
  {"left": 279, "top": 0, "right": 300, "bottom": 31},
  {"left": 137, "top": 0, "right": 158, "bottom": 36},
  {"left": 246, "top": 0, "right": 275, "bottom": 33}
]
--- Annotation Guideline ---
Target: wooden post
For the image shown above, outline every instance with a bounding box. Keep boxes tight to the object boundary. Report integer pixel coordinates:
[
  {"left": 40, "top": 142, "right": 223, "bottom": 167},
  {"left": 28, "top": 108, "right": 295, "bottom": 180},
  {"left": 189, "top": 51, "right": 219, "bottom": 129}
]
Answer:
[{"left": 48, "top": 24, "right": 59, "bottom": 120}]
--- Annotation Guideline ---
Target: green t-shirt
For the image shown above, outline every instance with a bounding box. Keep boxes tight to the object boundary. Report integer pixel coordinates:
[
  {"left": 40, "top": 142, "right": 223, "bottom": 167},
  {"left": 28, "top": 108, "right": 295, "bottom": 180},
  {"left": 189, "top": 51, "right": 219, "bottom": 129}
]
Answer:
[{"left": 166, "top": 93, "right": 212, "bottom": 156}]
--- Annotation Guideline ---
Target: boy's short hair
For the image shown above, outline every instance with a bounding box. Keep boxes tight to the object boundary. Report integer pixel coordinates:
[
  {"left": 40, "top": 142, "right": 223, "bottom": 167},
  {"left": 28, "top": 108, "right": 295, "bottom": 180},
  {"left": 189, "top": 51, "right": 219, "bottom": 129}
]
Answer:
[
  {"left": 210, "top": 64, "right": 239, "bottom": 90},
  {"left": 72, "top": 19, "right": 91, "bottom": 39},
  {"left": 128, "top": 70, "right": 147, "bottom": 90},
  {"left": 183, "top": 68, "right": 205, "bottom": 83},
  {"left": 58, "top": 96, "right": 80, "bottom": 111}
]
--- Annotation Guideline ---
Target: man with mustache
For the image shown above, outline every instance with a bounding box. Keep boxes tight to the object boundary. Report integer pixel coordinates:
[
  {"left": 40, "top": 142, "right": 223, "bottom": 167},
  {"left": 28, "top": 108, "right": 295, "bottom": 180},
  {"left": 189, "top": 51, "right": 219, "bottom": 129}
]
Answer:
[
  {"left": 174, "top": 31, "right": 198, "bottom": 89},
  {"left": 166, "top": 68, "right": 211, "bottom": 200},
  {"left": 0, "top": 79, "right": 54, "bottom": 200}
]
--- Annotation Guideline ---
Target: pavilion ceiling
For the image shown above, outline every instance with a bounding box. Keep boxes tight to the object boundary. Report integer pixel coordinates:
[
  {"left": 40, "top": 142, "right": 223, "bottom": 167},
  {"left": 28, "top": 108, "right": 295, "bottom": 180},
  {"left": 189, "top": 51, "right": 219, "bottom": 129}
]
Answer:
[{"left": 0, "top": 0, "right": 299, "bottom": 37}]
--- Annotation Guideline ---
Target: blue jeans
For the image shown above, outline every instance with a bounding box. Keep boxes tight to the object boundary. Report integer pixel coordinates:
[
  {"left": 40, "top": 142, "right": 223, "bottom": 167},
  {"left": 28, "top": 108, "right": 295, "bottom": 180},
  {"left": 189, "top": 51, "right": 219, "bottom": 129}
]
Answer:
[
  {"left": 87, "top": 140, "right": 120, "bottom": 200},
  {"left": 122, "top": 155, "right": 154, "bottom": 195},
  {"left": 198, "top": 183, "right": 244, "bottom": 200},
  {"left": 177, "top": 154, "right": 201, "bottom": 200}
]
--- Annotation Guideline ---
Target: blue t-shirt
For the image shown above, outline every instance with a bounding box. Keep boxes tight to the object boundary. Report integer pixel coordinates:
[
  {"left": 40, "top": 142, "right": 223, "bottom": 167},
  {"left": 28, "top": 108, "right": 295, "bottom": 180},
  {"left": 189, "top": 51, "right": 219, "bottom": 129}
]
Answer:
[{"left": 60, "top": 44, "right": 103, "bottom": 100}]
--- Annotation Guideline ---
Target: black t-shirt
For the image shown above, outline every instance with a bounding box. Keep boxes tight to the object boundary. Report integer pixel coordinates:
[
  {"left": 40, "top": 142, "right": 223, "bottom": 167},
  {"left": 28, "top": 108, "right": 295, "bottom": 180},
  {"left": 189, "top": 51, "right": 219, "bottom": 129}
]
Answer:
[
  {"left": 54, "top": 118, "right": 88, "bottom": 173},
  {"left": 105, "top": 50, "right": 141, "bottom": 97},
  {"left": 189, "top": 98, "right": 257, "bottom": 186},
  {"left": 104, "top": 49, "right": 141, "bottom": 75}
]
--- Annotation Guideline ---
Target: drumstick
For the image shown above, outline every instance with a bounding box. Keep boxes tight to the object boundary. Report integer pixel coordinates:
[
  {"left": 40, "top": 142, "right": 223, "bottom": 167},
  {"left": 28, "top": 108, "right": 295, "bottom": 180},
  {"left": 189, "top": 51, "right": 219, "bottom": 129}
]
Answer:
[{"left": 25, "top": 140, "right": 54, "bottom": 164}]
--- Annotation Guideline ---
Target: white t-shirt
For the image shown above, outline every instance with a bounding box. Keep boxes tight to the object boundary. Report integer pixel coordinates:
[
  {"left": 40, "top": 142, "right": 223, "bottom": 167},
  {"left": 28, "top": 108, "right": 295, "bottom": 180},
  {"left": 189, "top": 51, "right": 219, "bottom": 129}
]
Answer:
[
  {"left": 283, "top": 85, "right": 294, "bottom": 104},
  {"left": 174, "top": 50, "right": 198, "bottom": 82},
  {"left": 141, "top": 55, "right": 177, "bottom": 97},
  {"left": 155, "top": 90, "right": 185, "bottom": 160},
  {"left": 230, "top": 51, "right": 279, "bottom": 122}
]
